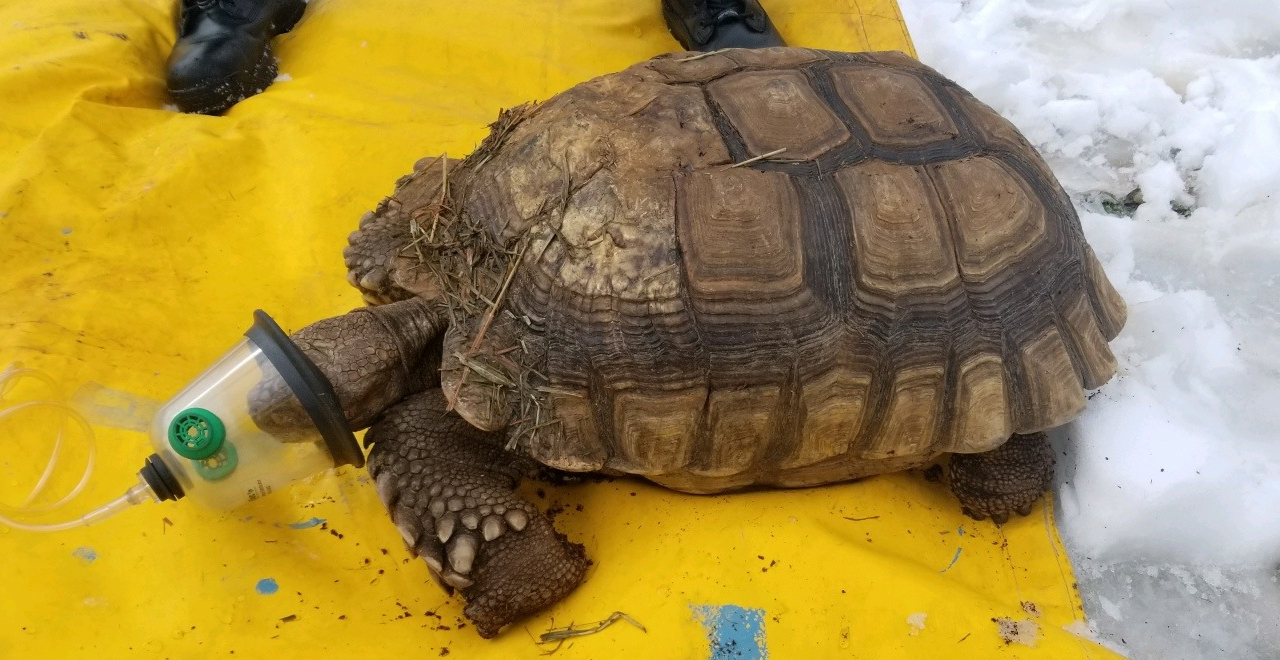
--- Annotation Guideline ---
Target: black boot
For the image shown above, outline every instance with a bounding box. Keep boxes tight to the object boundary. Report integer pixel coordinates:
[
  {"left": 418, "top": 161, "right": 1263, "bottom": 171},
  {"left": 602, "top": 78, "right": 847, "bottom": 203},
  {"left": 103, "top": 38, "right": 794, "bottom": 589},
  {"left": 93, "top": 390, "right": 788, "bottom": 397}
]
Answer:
[
  {"left": 166, "top": 0, "right": 308, "bottom": 115},
  {"left": 662, "top": 0, "right": 786, "bottom": 52}
]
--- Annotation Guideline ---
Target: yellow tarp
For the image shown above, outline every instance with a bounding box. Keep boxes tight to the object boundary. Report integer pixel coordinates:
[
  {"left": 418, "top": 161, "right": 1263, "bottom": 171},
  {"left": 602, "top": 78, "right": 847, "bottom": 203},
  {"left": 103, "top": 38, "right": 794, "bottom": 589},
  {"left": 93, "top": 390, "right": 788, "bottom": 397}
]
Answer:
[{"left": 0, "top": 1, "right": 1119, "bottom": 658}]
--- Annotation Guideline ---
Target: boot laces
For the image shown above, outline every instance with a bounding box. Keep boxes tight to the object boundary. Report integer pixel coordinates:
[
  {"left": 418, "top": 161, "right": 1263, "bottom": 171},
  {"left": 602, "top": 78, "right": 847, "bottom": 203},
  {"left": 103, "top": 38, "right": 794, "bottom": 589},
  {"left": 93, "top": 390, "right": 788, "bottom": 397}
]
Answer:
[
  {"left": 194, "top": 0, "right": 247, "bottom": 17},
  {"left": 700, "top": 0, "right": 750, "bottom": 25}
]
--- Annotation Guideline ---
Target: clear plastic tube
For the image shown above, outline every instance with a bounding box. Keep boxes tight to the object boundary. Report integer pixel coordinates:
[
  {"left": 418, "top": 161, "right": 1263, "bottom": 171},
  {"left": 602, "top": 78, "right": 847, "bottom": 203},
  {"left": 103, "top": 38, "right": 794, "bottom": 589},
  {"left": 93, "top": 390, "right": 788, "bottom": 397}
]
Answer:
[
  {"left": 0, "top": 482, "right": 155, "bottom": 532},
  {"left": 0, "top": 363, "right": 156, "bottom": 532}
]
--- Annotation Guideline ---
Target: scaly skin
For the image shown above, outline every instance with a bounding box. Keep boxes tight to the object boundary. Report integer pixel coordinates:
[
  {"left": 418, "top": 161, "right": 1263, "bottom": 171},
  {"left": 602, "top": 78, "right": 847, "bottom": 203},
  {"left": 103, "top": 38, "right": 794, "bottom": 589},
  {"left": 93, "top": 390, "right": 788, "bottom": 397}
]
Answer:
[
  {"left": 365, "top": 390, "right": 589, "bottom": 638},
  {"left": 948, "top": 432, "right": 1056, "bottom": 524}
]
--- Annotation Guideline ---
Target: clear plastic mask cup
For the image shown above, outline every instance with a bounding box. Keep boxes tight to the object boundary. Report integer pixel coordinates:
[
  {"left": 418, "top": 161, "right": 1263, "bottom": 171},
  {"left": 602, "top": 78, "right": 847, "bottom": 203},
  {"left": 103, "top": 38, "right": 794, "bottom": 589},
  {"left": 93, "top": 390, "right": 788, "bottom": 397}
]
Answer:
[
  {"left": 150, "top": 340, "right": 326, "bottom": 509},
  {"left": 146, "top": 311, "right": 363, "bottom": 510}
]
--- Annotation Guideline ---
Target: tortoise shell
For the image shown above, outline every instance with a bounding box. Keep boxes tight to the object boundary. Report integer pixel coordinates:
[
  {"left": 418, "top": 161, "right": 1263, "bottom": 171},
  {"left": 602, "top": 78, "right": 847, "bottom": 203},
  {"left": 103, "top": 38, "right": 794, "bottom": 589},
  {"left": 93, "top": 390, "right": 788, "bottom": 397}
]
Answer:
[{"left": 375, "top": 48, "right": 1126, "bottom": 493}]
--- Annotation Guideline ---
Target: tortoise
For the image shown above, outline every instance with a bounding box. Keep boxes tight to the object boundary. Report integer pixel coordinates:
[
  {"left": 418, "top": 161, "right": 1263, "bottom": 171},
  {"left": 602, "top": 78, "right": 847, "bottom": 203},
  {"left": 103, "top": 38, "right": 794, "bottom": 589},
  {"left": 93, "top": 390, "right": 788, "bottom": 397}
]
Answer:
[{"left": 256, "top": 47, "right": 1126, "bottom": 637}]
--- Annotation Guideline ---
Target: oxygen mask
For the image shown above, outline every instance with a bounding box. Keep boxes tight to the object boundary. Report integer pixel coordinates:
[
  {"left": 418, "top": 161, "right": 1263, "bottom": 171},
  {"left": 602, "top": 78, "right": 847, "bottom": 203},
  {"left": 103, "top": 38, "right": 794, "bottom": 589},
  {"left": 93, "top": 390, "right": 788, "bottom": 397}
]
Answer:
[{"left": 0, "top": 311, "right": 362, "bottom": 532}]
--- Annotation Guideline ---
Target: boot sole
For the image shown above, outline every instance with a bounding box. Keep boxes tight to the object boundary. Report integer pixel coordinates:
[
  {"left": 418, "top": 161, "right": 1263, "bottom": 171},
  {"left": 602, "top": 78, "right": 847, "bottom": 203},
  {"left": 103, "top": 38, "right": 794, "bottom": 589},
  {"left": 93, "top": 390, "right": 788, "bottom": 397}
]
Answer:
[{"left": 168, "top": 44, "right": 278, "bottom": 115}]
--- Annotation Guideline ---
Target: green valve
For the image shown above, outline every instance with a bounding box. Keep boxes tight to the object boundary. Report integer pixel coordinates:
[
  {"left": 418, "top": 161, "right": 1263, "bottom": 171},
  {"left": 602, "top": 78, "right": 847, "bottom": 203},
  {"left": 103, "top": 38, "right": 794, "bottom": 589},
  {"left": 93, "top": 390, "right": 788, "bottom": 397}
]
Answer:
[
  {"left": 193, "top": 443, "right": 239, "bottom": 481},
  {"left": 168, "top": 408, "right": 226, "bottom": 460}
]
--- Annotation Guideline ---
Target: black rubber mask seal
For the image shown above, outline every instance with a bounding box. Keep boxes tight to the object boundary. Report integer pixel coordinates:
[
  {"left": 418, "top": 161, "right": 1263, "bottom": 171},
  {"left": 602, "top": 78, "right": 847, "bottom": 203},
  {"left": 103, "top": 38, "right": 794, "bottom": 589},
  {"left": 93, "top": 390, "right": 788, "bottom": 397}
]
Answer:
[
  {"left": 139, "top": 453, "right": 185, "bottom": 502},
  {"left": 245, "top": 310, "right": 364, "bottom": 468}
]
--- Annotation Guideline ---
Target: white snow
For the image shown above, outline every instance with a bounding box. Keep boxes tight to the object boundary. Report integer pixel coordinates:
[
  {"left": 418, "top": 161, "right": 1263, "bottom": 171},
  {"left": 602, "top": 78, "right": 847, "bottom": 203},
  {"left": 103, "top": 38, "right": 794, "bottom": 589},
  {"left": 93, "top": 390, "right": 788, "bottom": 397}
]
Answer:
[{"left": 897, "top": 0, "right": 1280, "bottom": 657}]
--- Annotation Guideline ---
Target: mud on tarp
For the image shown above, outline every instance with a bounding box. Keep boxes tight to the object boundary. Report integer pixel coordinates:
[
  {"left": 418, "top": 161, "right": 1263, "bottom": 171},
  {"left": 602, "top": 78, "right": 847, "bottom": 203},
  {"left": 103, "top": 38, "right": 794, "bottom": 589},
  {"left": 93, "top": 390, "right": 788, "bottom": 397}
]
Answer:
[{"left": 0, "top": 0, "right": 1120, "bottom": 657}]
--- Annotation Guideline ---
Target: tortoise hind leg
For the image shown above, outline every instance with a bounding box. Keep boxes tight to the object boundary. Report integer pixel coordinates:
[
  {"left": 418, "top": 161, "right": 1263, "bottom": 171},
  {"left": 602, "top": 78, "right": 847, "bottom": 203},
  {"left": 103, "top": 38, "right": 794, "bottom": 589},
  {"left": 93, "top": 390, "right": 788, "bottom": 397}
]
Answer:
[
  {"left": 947, "top": 432, "right": 1055, "bottom": 524},
  {"left": 366, "top": 389, "right": 589, "bottom": 638}
]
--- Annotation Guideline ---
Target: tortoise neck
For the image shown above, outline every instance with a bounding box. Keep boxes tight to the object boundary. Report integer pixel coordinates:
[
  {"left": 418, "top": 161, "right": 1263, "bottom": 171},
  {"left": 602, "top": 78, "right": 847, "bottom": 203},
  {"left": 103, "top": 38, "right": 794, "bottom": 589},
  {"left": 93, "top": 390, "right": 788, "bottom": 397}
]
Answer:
[{"left": 367, "top": 297, "right": 449, "bottom": 392}]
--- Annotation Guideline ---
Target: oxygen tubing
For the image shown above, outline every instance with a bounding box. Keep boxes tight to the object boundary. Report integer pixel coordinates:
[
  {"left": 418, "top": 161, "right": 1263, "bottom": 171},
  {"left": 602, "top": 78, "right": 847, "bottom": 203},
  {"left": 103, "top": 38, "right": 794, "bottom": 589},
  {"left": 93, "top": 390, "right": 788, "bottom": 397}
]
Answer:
[{"left": 0, "top": 363, "right": 156, "bottom": 532}]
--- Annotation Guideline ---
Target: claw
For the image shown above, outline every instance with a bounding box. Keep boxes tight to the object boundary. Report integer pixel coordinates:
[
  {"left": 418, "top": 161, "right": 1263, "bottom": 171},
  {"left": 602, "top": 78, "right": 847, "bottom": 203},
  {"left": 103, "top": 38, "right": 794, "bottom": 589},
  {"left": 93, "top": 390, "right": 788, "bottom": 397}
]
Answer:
[
  {"left": 414, "top": 532, "right": 445, "bottom": 571},
  {"left": 504, "top": 509, "right": 528, "bottom": 532},
  {"left": 436, "top": 513, "right": 457, "bottom": 543},
  {"left": 426, "top": 563, "right": 455, "bottom": 595},
  {"left": 396, "top": 522, "right": 418, "bottom": 552},
  {"left": 482, "top": 516, "right": 505, "bottom": 542},
  {"left": 1016, "top": 503, "right": 1033, "bottom": 517},
  {"left": 443, "top": 571, "right": 474, "bottom": 589},
  {"left": 359, "top": 267, "right": 388, "bottom": 291},
  {"left": 448, "top": 534, "right": 478, "bottom": 574},
  {"left": 375, "top": 472, "right": 398, "bottom": 510}
]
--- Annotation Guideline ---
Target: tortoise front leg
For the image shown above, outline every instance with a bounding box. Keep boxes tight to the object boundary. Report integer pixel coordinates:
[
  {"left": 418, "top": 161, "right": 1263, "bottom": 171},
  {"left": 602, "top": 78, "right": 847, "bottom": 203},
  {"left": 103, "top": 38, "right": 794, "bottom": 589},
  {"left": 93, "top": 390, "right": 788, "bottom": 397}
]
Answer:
[
  {"left": 947, "top": 432, "right": 1055, "bottom": 524},
  {"left": 366, "top": 389, "right": 589, "bottom": 638}
]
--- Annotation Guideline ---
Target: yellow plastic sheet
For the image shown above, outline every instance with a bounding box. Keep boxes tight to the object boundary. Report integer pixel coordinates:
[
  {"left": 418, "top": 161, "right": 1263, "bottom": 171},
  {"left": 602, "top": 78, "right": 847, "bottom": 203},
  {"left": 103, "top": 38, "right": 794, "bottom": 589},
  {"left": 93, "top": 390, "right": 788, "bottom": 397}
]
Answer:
[{"left": 0, "top": 1, "right": 1121, "bottom": 657}]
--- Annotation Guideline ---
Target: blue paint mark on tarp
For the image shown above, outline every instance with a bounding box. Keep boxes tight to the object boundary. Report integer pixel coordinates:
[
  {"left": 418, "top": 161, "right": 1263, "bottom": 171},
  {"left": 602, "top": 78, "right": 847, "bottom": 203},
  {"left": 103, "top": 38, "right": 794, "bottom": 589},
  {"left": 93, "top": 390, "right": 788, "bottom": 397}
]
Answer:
[
  {"left": 940, "top": 547, "right": 963, "bottom": 573},
  {"left": 691, "top": 604, "right": 768, "bottom": 660},
  {"left": 957, "top": 525, "right": 965, "bottom": 537},
  {"left": 72, "top": 547, "right": 98, "bottom": 564},
  {"left": 288, "top": 517, "right": 326, "bottom": 529},
  {"left": 255, "top": 578, "right": 279, "bottom": 595}
]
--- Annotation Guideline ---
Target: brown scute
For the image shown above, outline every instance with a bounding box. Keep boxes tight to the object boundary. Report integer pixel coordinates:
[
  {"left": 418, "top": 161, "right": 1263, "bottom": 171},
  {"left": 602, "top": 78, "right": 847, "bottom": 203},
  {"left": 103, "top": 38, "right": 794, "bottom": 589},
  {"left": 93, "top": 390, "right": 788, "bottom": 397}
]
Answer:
[
  {"left": 531, "top": 392, "right": 607, "bottom": 472},
  {"left": 1016, "top": 326, "right": 1087, "bottom": 432},
  {"left": 859, "top": 365, "right": 945, "bottom": 459},
  {"left": 931, "top": 156, "right": 1048, "bottom": 282},
  {"left": 950, "top": 354, "right": 1011, "bottom": 453},
  {"left": 677, "top": 168, "right": 808, "bottom": 309},
  {"left": 611, "top": 389, "right": 706, "bottom": 474},
  {"left": 382, "top": 48, "right": 1125, "bottom": 492},
  {"left": 830, "top": 64, "right": 961, "bottom": 148},
  {"left": 708, "top": 68, "right": 850, "bottom": 160},
  {"left": 646, "top": 52, "right": 740, "bottom": 84},
  {"left": 944, "top": 80, "right": 1073, "bottom": 211},
  {"left": 689, "top": 384, "right": 780, "bottom": 477},
  {"left": 836, "top": 161, "right": 959, "bottom": 297},
  {"left": 1056, "top": 289, "right": 1119, "bottom": 390},
  {"left": 1083, "top": 247, "right": 1128, "bottom": 340},
  {"left": 787, "top": 366, "right": 872, "bottom": 469},
  {"left": 722, "top": 46, "right": 827, "bottom": 69}
]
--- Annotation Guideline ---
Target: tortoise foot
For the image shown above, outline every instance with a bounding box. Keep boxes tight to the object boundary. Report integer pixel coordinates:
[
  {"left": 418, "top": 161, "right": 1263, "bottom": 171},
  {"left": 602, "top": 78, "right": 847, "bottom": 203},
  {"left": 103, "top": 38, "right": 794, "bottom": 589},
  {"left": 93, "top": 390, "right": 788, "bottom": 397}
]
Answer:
[
  {"left": 343, "top": 155, "right": 451, "bottom": 306},
  {"left": 948, "top": 432, "right": 1055, "bottom": 524},
  {"left": 366, "top": 390, "right": 589, "bottom": 637},
  {"left": 343, "top": 208, "right": 425, "bottom": 305}
]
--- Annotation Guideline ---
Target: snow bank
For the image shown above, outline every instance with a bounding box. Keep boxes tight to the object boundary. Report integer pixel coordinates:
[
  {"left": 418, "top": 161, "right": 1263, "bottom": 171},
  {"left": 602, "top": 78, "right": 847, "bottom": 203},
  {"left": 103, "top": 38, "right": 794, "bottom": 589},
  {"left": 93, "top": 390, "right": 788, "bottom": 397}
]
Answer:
[{"left": 898, "top": 0, "right": 1280, "bottom": 655}]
